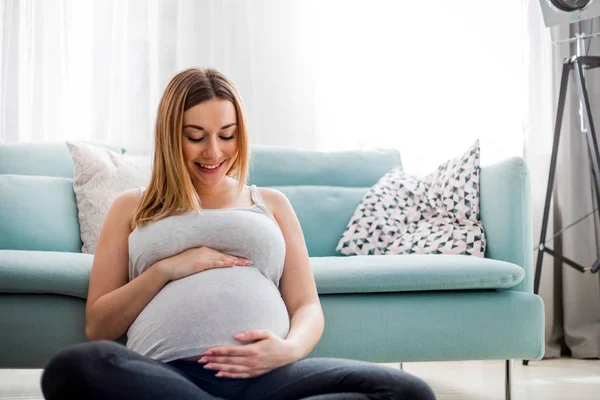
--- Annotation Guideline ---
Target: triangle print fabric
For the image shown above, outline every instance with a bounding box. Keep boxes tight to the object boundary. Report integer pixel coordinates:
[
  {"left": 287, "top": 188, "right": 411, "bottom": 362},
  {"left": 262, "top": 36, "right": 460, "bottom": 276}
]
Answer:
[{"left": 336, "top": 140, "right": 486, "bottom": 257}]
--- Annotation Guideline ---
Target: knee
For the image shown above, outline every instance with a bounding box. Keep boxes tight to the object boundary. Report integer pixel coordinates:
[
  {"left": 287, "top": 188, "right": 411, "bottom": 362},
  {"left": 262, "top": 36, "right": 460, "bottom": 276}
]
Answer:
[
  {"left": 41, "top": 340, "right": 117, "bottom": 398},
  {"left": 388, "top": 371, "right": 437, "bottom": 400},
  {"left": 44, "top": 340, "right": 117, "bottom": 370},
  {"left": 407, "top": 379, "right": 436, "bottom": 400}
]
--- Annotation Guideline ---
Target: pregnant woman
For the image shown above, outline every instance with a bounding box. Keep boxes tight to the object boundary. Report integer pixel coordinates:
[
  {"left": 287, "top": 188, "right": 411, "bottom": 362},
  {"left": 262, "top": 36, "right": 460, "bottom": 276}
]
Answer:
[{"left": 41, "top": 68, "right": 436, "bottom": 400}]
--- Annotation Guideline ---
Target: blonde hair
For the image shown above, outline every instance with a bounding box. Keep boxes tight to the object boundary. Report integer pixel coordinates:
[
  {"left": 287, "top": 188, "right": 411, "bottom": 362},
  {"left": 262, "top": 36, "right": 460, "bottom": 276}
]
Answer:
[{"left": 131, "top": 68, "right": 250, "bottom": 229}]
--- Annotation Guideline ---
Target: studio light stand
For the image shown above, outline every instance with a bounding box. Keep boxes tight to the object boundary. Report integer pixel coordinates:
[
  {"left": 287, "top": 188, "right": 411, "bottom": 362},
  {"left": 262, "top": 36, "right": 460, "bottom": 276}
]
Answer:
[{"left": 524, "top": 22, "right": 600, "bottom": 366}]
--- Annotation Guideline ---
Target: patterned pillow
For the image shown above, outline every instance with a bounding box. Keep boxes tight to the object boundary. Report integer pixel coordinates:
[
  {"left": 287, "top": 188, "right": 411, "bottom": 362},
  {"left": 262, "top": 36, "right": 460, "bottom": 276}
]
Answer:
[
  {"left": 336, "top": 141, "right": 486, "bottom": 257},
  {"left": 67, "top": 142, "right": 151, "bottom": 254}
]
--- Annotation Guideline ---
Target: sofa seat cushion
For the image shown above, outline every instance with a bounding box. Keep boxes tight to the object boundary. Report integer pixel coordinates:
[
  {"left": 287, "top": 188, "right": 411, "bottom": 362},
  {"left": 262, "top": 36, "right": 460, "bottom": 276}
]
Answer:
[
  {"left": 1, "top": 250, "right": 524, "bottom": 299},
  {"left": 312, "top": 255, "right": 524, "bottom": 294},
  {"left": 0, "top": 250, "right": 93, "bottom": 299}
]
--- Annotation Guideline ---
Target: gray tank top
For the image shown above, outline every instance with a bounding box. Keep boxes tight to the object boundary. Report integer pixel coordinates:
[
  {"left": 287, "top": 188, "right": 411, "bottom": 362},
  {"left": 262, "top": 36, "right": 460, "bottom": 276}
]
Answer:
[{"left": 126, "top": 184, "right": 290, "bottom": 362}]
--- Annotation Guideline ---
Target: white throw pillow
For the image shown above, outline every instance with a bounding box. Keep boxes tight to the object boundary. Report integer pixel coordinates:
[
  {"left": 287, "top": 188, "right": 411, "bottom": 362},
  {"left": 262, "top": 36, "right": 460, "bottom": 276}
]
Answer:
[
  {"left": 336, "top": 140, "right": 486, "bottom": 257},
  {"left": 67, "top": 141, "right": 151, "bottom": 254}
]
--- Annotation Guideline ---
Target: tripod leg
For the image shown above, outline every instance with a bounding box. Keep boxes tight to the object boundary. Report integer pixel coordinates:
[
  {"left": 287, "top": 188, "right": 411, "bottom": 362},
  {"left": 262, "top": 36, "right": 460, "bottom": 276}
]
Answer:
[
  {"left": 589, "top": 174, "right": 600, "bottom": 274},
  {"left": 534, "top": 62, "right": 571, "bottom": 296},
  {"left": 591, "top": 168, "right": 600, "bottom": 235},
  {"left": 525, "top": 63, "right": 572, "bottom": 368},
  {"left": 592, "top": 258, "right": 600, "bottom": 273},
  {"left": 573, "top": 60, "right": 600, "bottom": 275},
  {"left": 573, "top": 60, "right": 600, "bottom": 204}
]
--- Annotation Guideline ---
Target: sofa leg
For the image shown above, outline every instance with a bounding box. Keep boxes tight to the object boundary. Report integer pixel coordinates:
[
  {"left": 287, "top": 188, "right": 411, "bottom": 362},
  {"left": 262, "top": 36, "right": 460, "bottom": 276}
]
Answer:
[
  {"left": 399, "top": 362, "right": 403, "bottom": 370},
  {"left": 505, "top": 359, "right": 513, "bottom": 400}
]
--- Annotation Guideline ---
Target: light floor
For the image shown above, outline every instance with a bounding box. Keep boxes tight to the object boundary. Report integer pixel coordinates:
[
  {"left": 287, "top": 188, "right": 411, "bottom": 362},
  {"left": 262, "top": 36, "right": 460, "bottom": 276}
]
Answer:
[{"left": 1, "top": 358, "right": 599, "bottom": 400}]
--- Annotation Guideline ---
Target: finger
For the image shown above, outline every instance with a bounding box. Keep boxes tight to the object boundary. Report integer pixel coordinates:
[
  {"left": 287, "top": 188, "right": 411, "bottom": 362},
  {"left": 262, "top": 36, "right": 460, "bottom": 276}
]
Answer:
[
  {"left": 215, "top": 371, "right": 252, "bottom": 379},
  {"left": 205, "top": 363, "right": 249, "bottom": 373},
  {"left": 234, "top": 257, "right": 252, "bottom": 266},
  {"left": 212, "top": 259, "right": 232, "bottom": 269},
  {"left": 213, "top": 258, "right": 243, "bottom": 269},
  {"left": 235, "top": 330, "right": 271, "bottom": 341},
  {"left": 216, "top": 369, "right": 268, "bottom": 379},
  {"left": 221, "top": 257, "right": 251, "bottom": 267},
  {"left": 198, "top": 356, "right": 249, "bottom": 365},
  {"left": 204, "top": 346, "right": 257, "bottom": 357}
]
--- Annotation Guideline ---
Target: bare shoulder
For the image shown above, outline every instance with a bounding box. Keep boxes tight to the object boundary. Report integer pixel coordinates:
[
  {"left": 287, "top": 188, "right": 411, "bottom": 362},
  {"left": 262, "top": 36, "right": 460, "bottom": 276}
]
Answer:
[
  {"left": 108, "top": 188, "right": 144, "bottom": 227},
  {"left": 257, "top": 187, "right": 292, "bottom": 219},
  {"left": 114, "top": 188, "right": 143, "bottom": 209},
  {"left": 256, "top": 187, "right": 308, "bottom": 253}
]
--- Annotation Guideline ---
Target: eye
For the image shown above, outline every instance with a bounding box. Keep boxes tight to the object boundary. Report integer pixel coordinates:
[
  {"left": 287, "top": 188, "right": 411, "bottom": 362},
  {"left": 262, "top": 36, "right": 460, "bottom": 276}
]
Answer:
[
  {"left": 220, "top": 135, "right": 235, "bottom": 141},
  {"left": 187, "top": 137, "right": 204, "bottom": 143}
]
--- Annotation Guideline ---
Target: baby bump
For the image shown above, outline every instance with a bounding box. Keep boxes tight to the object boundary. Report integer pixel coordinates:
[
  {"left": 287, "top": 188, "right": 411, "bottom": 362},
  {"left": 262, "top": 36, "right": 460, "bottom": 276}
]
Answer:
[{"left": 126, "top": 267, "right": 291, "bottom": 362}]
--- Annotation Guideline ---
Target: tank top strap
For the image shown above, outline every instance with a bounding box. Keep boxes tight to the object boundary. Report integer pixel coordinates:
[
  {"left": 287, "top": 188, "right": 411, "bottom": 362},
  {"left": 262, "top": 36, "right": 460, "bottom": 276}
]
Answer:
[{"left": 250, "top": 185, "right": 277, "bottom": 223}]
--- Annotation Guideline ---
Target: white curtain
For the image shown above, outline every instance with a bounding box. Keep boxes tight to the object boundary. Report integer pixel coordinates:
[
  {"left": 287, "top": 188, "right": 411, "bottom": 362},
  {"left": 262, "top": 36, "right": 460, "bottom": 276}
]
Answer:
[
  {"left": 1, "top": 0, "right": 526, "bottom": 175},
  {"left": 312, "top": 1, "right": 527, "bottom": 175},
  {"left": 0, "top": 0, "right": 318, "bottom": 155},
  {"left": 525, "top": 3, "right": 600, "bottom": 358}
]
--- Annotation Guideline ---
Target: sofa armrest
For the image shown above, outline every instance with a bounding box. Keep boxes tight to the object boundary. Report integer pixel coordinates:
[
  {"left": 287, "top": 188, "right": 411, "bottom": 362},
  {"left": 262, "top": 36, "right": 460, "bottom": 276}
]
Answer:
[{"left": 480, "top": 157, "right": 533, "bottom": 293}]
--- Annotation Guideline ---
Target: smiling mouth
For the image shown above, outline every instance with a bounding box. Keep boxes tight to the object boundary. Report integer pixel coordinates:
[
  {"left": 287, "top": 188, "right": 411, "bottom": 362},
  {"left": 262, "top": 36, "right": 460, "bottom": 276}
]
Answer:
[{"left": 194, "top": 160, "right": 225, "bottom": 172}]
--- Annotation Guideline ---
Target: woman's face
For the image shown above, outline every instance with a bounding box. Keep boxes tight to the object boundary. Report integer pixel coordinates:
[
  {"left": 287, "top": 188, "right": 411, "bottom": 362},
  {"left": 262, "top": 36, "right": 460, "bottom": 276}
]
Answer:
[{"left": 181, "top": 98, "right": 238, "bottom": 189}]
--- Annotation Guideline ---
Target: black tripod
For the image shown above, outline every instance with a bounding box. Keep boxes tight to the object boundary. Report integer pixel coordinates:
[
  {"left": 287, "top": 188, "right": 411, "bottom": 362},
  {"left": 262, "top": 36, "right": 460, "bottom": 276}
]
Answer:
[{"left": 523, "top": 55, "right": 600, "bottom": 366}]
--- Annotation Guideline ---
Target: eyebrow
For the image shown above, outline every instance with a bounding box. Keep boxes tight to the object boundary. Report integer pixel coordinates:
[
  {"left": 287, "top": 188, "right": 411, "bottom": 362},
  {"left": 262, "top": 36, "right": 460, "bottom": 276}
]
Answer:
[{"left": 182, "top": 123, "right": 237, "bottom": 131}]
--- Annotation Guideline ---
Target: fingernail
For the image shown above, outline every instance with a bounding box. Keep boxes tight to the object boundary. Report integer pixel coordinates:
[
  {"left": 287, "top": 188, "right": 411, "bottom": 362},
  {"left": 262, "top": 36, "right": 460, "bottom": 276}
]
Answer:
[
  {"left": 199, "top": 357, "right": 207, "bottom": 363},
  {"left": 203, "top": 364, "right": 212, "bottom": 369}
]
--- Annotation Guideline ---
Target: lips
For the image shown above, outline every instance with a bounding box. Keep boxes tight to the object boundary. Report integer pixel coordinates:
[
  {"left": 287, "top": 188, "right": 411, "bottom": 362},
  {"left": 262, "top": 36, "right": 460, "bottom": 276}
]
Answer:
[{"left": 194, "top": 160, "right": 225, "bottom": 173}]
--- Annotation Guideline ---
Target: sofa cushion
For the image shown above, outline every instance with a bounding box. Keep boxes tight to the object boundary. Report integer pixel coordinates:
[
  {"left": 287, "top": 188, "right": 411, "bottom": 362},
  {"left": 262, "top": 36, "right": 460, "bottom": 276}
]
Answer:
[
  {"left": 248, "top": 146, "right": 402, "bottom": 187},
  {"left": 0, "top": 250, "right": 523, "bottom": 299},
  {"left": 337, "top": 140, "right": 486, "bottom": 257},
  {"left": 311, "top": 255, "right": 524, "bottom": 294},
  {"left": 0, "top": 250, "right": 93, "bottom": 299},
  {"left": 273, "top": 186, "right": 370, "bottom": 257},
  {"left": 67, "top": 142, "right": 150, "bottom": 254},
  {"left": 0, "top": 141, "right": 126, "bottom": 178},
  {"left": 0, "top": 175, "right": 82, "bottom": 252}
]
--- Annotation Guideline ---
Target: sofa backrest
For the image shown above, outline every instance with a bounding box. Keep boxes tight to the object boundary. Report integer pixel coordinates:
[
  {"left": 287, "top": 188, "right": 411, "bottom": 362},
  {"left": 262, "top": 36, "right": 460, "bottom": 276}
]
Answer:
[
  {"left": 248, "top": 146, "right": 403, "bottom": 256},
  {"left": 0, "top": 142, "right": 127, "bottom": 253},
  {"left": 0, "top": 141, "right": 126, "bottom": 177},
  {"left": 0, "top": 143, "right": 402, "bottom": 256},
  {"left": 0, "top": 174, "right": 82, "bottom": 252}
]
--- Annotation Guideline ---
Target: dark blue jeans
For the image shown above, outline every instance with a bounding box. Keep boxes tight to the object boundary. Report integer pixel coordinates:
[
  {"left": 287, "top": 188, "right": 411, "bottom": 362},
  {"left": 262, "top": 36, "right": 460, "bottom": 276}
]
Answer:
[{"left": 41, "top": 340, "right": 436, "bottom": 400}]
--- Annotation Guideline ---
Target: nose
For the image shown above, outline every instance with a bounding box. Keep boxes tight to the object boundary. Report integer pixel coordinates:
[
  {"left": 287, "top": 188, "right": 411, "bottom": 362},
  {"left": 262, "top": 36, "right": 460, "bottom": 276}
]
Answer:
[{"left": 202, "top": 137, "right": 222, "bottom": 161}]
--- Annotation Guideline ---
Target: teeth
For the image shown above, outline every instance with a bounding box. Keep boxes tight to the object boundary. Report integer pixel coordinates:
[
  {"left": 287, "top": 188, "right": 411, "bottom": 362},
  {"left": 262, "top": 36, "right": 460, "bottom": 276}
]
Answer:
[{"left": 199, "top": 161, "right": 222, "bottom": 169}]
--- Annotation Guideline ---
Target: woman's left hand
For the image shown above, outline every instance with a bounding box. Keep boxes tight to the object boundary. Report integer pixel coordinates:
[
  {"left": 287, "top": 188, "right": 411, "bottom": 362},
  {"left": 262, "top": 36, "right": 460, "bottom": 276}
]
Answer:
[{"left": 198, "top": 329, "right": 300, "bottom": 379}]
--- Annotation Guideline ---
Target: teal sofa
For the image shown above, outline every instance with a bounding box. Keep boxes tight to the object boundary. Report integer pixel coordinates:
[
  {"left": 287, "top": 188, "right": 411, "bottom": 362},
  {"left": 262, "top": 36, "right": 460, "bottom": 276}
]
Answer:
[{"left": 0, "top": 142, "right": 544, "bottom": 396}]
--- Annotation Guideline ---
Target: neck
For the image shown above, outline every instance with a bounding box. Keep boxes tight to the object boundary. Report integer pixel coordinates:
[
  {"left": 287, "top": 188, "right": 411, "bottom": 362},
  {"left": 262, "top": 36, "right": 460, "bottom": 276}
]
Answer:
[{"left": 193, "top": 177, "right": 233, "bottom": 199}]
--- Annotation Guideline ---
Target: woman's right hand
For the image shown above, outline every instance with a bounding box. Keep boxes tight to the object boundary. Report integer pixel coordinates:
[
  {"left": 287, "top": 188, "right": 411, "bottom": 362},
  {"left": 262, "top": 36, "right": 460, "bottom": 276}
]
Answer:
[{"left": 159, "top": 247, "right": 252, "bottom": 282}]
